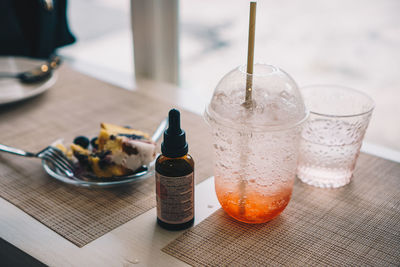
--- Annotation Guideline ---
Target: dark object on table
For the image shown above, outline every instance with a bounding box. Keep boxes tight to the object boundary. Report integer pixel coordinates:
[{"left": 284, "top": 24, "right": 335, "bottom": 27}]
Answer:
[
  {"left": 0, "top": 55, "right": 62, "bottom": 84},
  {"left": 0, "top": 0, "right": 75, "bottom": 59},
  {"left": 156, "top": 109, "right": 195, "bottom": 230},
  {"left": 0, "top": 238, "right": 47, "bottom": 267}
]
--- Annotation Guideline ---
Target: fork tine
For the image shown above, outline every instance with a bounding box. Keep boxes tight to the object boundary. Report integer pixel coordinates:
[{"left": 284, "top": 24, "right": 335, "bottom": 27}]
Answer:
[
  {"left": 41, "top": 150, "right": 74, "bottom": 177},
  {"left": 48, "top": 147, "right": 75, "bottom": 169},
  {"left": 44, "top": 150, "right": 69, "bottom": 168},
  {"left": 41, "top": 153, "right": 69, "bottom": 174},
  {"left": 46, "top": 150, "right": 75, "bottom": 175}
]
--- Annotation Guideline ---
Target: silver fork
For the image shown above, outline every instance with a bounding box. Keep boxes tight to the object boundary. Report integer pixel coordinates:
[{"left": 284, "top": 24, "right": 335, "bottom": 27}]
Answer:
[{"left": 0, "top": 144, "right": 75, "bottom": 177}]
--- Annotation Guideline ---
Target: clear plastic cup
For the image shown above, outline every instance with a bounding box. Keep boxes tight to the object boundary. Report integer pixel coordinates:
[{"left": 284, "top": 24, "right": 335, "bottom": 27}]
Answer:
[
  {"left": 205, "top": 63, "right": 308, "bottom": 223},
  {"left": 297, "top": 85, "right": 375, "bottom": 188}
]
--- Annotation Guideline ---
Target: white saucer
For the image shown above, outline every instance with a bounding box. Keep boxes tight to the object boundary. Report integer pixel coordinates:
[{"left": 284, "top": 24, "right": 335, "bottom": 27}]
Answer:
[{"left": 0, "top": 57, "right": 57, "bottom": 105}]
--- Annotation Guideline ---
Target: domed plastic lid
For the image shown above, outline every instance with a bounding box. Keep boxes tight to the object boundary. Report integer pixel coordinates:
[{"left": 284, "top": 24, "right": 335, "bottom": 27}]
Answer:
[{"left": 205, "top": 63, "right": 308, "bottom": 131}]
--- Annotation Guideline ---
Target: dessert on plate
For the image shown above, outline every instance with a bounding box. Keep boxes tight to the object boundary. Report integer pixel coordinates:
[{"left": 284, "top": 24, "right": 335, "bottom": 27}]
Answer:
[{"left": 56, "top": 123, "right": 156, "bottom": 178}]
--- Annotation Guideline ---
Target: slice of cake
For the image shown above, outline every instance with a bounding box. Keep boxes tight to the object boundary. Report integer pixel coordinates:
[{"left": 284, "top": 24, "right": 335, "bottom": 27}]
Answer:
[{"left": 70, "top": 123, "right": 156, "bottom": 178}]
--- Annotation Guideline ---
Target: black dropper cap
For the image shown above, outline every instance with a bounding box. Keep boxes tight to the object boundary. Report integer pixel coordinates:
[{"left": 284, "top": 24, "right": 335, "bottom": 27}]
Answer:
[{"left": 161, "top": 109, "right": 188, "bottom": 158}]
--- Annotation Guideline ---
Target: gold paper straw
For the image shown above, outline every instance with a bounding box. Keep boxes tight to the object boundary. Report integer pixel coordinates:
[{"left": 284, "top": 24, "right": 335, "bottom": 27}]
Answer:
[{"left": 239, "top": 1, "right": 257, "bottom": 216}]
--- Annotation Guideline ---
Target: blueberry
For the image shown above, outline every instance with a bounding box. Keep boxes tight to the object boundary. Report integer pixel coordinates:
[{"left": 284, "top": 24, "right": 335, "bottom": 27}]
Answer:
[
  {"left": 90, "top": 137, "right": 98, "bottom": 149},
  {"left": 73, "top": 136, "right": 90, "bottom": 149}
]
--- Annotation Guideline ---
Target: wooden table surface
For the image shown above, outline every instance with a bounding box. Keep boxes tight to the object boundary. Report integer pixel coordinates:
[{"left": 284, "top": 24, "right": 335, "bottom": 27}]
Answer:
[{"left": 0, "top": 66, "right": 398, "bottom": 267}]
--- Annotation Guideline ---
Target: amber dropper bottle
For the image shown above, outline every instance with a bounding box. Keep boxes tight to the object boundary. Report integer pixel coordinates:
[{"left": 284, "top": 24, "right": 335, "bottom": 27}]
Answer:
[{"left": 156, "top": 109, "right": 195, "bottom": 230}]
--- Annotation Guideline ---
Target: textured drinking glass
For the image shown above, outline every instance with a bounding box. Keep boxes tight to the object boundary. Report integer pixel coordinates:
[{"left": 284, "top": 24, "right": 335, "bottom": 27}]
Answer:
[
  {"left": 297, "top": 85, "right": 375, "bottom": 188},
  {"left": 205, "top": 63, "right": 308, "bottom": 223}
]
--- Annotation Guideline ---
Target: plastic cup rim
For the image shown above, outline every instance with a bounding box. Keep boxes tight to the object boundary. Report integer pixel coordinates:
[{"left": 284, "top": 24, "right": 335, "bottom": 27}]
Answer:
[
  {"left": 301, "top": 84, "right": 375, "bottom": 118},
  {"left": 204, "top": 105, "right": 310, "bottom": 132}
]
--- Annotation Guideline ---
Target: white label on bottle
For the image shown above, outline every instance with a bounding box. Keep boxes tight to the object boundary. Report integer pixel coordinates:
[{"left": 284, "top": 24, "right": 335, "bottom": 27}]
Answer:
[{"left": 156, "top": 172, "right": 194, "bottom": 224}]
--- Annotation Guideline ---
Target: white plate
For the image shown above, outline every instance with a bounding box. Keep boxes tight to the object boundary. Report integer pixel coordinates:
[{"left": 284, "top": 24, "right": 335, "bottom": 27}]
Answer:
[{"left": 0, "top": 57, "right": 57, "bottom": 105}]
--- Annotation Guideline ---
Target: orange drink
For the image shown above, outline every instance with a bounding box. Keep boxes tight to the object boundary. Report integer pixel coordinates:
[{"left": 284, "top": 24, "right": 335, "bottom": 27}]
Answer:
[{"left": 215, "top": 176, "right": 293, "bottom": 223}]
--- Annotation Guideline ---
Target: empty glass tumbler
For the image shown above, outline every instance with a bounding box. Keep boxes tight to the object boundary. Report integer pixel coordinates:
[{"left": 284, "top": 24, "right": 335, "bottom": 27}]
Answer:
[
  {"left": 205, "top": 63, "right": 308, "bottom": 223},
  {"left": 297, "top": 85, "right": 374, "bottom": 188}
]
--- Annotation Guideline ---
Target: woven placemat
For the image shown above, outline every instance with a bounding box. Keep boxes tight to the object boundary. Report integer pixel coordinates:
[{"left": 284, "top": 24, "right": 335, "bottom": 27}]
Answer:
[
  {"left": 0, "top": 66, "right": 213, "bottom": 247},
  {"left": 163, "top": 153, "right": 400, "bottom": 266}
]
